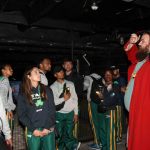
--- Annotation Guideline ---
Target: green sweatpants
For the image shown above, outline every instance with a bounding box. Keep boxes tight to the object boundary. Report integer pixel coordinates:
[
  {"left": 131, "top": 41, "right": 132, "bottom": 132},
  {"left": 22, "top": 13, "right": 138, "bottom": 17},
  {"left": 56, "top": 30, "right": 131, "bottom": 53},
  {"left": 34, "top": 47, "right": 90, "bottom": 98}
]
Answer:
[
  {"left": 73, "top": 102, "right": 81, "bottom": 139},
  {"left": 56, "top": 111, "right": 78, "bottom": 150},
  {"left": 73, "top": 121, "right": 78, "bottom": 139},
  {"left": 27, "top": 129, "right": 55, "bottom": 150},
  {"left": 115, "top": 105, "right": 122, "bottom": 142},
  {"left": 105, "top": 110, "right": 116, "bottom": 150},
  {"left": 88, "top": 101, "right": 106, "bottom": 147}
]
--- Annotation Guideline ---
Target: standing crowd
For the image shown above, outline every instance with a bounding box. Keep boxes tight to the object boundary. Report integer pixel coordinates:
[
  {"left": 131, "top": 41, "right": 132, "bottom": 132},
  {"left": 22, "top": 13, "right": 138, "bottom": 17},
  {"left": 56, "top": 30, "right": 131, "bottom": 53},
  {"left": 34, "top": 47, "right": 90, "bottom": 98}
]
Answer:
[{"left": 0, "top": 31, "right": 150, "bottom": 150}]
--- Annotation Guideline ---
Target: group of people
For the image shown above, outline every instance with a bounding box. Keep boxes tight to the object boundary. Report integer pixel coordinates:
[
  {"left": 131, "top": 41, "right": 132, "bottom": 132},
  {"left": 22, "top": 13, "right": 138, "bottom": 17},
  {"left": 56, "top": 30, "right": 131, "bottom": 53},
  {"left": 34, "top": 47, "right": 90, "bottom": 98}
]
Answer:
[
  {"left": 0, "top": 58, "right": 127, "bottom": 150},
  {"left": 0, "top": 58, "right": 83, "bottom": 150},
  {"left": 0, "top": 31, "right": 150, "bottom": 150},
  {"left": 83, "top": 66, "right": 127, "bottom": 150},
  {"left": 17, "top": 58, "right": 83, "bottom": 150},
  {"left": 84, "top": 31, "right": 150, "bottom": 150}
]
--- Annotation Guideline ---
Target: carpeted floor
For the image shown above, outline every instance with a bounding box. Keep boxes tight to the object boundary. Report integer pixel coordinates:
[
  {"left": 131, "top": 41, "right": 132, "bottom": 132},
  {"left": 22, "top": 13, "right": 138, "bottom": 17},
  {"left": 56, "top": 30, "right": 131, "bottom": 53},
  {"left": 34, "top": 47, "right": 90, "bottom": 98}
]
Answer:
[{"left": 13, "top": 114, "right": 26, "bottom": 150}]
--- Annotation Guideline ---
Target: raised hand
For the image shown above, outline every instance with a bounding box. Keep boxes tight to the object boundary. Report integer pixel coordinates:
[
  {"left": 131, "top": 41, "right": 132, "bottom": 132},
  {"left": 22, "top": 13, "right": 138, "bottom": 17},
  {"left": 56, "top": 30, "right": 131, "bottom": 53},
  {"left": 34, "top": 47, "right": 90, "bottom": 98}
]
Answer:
[{"left": 129, "top": 33, "right": 140, "bottom": 44}]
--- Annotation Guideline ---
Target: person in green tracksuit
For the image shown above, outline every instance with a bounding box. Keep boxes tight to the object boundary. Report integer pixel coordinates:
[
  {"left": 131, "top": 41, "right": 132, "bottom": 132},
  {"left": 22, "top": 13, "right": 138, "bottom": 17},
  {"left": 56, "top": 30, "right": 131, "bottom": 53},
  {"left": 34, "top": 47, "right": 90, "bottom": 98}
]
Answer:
[
  {"left": 17, "top": 65, "right": 56, "bottom": 150},
  {"left": 83, "top": 73, "right": 105, "bottom": 150},
  {"left": 110, "top": 65, "right": 127, "bottom": 142},
  {"left": 50, "top": 65, "right": 81, "bottom": 150},
  {"left": 63, "top": 58, "right": 83, "bottom": 139},
  {"left": 101, "top": 69, "right": 121, "bottom": 150}
]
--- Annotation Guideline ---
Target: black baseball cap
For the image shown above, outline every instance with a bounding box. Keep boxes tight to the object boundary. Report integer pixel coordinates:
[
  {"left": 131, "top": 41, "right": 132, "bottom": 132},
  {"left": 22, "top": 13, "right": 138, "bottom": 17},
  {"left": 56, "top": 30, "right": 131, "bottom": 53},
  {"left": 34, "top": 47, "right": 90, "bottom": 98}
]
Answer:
[
  {"left": 110, "top": 65, "right": 119, "bottom": 70},
  {"left": 53, "top": 65, "right": 64, "bottom": 74}
]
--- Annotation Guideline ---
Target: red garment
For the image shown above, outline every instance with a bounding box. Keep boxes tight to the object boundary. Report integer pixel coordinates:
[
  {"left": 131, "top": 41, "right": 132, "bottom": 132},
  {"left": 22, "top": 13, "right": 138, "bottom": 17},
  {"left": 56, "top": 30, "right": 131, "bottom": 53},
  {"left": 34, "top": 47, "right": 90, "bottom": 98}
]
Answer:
[
  {"left": 124, "top": 41, "right": 150, "bottom": 149},
  {"left": 128, "top": 60, "right": 150, "bottom": 150},
  {"left": 124, "top": 41, "right": 138, "bottom": 81}
]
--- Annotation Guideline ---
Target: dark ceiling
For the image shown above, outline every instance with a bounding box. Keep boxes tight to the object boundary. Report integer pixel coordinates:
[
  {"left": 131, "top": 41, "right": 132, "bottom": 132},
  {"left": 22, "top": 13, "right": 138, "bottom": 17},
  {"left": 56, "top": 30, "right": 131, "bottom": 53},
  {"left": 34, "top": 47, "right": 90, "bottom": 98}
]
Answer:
[
  {"left": 0, "top": 0, "right": 150, "bottom": 78},
  {"left": 1, "top": 0, "right": 150, "bottom": 30}
]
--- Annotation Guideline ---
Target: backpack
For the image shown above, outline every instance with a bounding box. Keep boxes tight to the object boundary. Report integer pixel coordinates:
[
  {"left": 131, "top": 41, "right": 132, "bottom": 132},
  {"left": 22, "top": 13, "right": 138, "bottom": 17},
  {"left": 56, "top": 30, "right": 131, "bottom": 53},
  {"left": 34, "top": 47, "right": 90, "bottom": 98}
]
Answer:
[
  {"left": 90, "top": 76, "right": 105, "bottom": 104},
  {"left": 89, "top": 76, "right": 108, "bottom": 113}
]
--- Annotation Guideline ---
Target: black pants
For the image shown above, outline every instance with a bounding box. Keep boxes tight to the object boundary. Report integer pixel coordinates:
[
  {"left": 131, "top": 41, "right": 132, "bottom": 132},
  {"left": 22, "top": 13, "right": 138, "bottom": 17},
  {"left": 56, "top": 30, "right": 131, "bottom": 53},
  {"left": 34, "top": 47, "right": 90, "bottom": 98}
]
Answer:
[{"left": 0, "top": 135, "right": 9, "bottom": 150}]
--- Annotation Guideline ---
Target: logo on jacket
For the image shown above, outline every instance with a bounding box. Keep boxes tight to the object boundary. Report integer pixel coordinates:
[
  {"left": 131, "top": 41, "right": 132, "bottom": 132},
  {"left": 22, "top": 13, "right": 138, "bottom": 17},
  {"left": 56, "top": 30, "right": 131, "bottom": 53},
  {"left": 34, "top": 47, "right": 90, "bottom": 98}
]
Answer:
[{"left": 31, "top": 93, "right": 44, "bottom": 107}]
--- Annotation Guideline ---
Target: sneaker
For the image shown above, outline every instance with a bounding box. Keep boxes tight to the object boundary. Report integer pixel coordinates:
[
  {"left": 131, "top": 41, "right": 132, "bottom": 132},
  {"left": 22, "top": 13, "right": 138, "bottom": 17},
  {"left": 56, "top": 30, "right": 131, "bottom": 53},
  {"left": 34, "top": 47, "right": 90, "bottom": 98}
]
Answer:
[
  {"left": 88, "top": 143, "right": 100, "bottom": 150},
  {"left": 77, "top": 142, "right": 81, "bottom": 150},
  {"left": 116, "top": 139, "right": 122, "bottom": 144},
  {"left": 99, "top": 143, "right": 102, "bottom": 148},
  {"left": 74, "top": 142, "right": 81, "bottom": 150}
]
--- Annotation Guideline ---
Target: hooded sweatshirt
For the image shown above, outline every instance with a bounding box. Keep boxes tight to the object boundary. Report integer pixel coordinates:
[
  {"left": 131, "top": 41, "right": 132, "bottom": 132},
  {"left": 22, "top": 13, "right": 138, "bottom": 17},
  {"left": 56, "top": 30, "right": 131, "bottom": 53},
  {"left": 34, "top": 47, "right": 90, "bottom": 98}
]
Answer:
[
  {"left": 17, "top": 85, "right": 55, "bottom": 132},
  {"left": 0, "top": 97, "right": 11, "bottom": 140},
  {"left": 0, "top": 76, "right": 16, "bottom": 112}
]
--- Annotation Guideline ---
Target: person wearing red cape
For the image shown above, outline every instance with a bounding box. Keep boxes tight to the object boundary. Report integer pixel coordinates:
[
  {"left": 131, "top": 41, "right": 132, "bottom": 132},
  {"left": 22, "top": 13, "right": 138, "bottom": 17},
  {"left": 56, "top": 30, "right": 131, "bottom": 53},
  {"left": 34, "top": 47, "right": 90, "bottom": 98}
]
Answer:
[{"left": 124, "top": 32, "right": 150, "bottom": 150}]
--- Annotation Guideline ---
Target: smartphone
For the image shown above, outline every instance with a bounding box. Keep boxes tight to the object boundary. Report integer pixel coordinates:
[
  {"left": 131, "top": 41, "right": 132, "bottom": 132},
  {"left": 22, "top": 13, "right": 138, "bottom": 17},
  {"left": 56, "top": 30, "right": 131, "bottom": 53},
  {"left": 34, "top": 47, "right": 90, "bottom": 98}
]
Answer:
[{"left": 66, "top": 87, "right": 70, "bottom": 93}]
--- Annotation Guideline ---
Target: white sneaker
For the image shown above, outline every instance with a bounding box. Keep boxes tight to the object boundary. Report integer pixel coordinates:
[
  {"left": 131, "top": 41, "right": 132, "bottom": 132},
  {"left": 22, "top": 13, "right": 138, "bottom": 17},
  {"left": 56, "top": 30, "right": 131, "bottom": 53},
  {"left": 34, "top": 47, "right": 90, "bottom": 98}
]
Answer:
[
  {"left": 88, "top": 143, "right": 101, "bottom": 150},
  {"left": 76, "top": 142, "right": 81, "bottom": 150}
]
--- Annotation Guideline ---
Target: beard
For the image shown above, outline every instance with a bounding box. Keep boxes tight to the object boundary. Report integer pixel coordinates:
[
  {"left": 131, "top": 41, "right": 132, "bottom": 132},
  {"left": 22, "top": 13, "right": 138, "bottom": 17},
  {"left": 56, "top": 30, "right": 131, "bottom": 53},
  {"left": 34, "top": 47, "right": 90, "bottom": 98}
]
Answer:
[{"left": 136, "top": 46, "right": 149, "bottom": 62}]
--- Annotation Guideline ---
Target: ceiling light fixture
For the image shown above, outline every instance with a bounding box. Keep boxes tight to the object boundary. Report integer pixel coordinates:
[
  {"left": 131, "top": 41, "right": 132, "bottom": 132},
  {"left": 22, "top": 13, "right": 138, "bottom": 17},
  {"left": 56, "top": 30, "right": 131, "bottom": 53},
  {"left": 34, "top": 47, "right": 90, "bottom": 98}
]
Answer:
[
  {"left": 54, "top": 0, "right": 63, "bottom": 3},
  {"left": 91, "top": 1, "right": 98, "bottom": 10},
  {"left": 122, "top": 0, "right": 134, "bottom": 2}
]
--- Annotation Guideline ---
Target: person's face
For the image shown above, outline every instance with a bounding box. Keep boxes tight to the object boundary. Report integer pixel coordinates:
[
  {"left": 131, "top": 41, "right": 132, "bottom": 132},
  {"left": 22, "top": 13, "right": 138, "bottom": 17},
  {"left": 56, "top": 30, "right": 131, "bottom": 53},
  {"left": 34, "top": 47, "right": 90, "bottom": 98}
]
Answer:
[
  {"left": 136, "top": 34, "right": 150, "bottom": 61},
  {"left": 40, "top": 59, "right": 51, "bottom": 72},
  {"left": 63, "top": 61, "right": 73, "bottom": 72},
  {"left": 54, "top": 70, "right": 64, "bottom": 80},
  {"left": 112, "top": 69, "right": 119, "bottom": 76},
  {"left": 138, "top": 34, "right": 150, "bottom": 52},
  {"left": 2, "top": 65, "right": 13, "bottom": 77},
  {"left": 28, "top": 67, "right": 40, "bottom": 83},
  {"left": 104, "top": 71, "right": 113, "bottom": 83}
]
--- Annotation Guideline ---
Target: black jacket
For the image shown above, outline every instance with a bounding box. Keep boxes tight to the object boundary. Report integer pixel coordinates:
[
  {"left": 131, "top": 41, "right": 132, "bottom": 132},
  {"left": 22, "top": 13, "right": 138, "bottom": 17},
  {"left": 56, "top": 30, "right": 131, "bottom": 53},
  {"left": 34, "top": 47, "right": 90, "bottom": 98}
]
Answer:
[
  {"left": 65, "top": 71, "right": 83, "bottom": 99},
  {"left": 103, "top": 83, "right": 121, "bottom": 109},
  {"left": 17, "top": 86, "right": 56, "bottom": 132}
]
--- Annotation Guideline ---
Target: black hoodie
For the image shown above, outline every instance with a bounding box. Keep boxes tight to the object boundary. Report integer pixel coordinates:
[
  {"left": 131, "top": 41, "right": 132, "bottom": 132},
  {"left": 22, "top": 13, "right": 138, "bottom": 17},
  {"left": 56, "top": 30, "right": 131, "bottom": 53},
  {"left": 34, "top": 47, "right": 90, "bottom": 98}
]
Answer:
[{"left": 17, "top": 85, "right": 55, "bottom": 132}]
